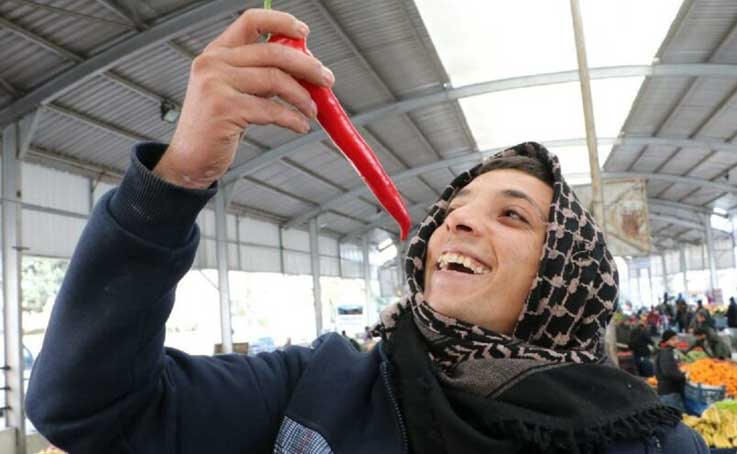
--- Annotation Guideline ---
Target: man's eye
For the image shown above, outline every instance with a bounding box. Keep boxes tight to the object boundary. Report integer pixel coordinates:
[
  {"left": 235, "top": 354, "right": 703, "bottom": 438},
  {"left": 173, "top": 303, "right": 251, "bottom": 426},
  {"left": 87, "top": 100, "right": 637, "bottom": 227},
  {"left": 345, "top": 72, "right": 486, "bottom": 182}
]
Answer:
[{"left": 504, "top": 209, "right": 528, "bottom": 224}]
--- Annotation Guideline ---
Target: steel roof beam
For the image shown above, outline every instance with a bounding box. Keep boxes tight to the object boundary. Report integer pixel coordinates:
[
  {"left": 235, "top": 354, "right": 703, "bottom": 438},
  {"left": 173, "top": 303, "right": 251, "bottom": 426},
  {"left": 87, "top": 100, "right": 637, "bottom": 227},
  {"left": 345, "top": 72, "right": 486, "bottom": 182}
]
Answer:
[
  {"left": 5, "top": 0, "right": 135, "bottom": 28},
  {"left": 221, "top": 63, "right": 737, "bottom": 187},
  {"left": 284, "top": 136, "right": 737, "bottom": 229},
  {"left": 45, "top": 104, "right": 153, "bottom": 143},
  {"left": 94, "top": 0, "right": 140, "bottom": 27},
  {"left": 649, "top": 214, "right": 706, "bottom": 232},
  {"left": 311, "top": 0, "right": 444, "bottom": 162},
  {"left": 696, "top": 127, "right": 737, "bottom": 209},
  {"left": 0, "top": 0, "right": 246, "bottom": 128},
  {"left": 648, "top": 199, "right": 727, "bottom": 217},
  {"left": 238, "top": 176, "right": 369, "bottom": 227}
]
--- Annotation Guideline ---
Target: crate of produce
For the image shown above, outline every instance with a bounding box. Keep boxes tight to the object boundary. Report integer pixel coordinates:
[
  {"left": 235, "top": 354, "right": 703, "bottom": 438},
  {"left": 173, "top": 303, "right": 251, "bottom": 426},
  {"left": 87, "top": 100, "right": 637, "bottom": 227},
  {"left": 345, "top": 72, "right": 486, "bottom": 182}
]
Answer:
[
  {"left": 683, "top": 405, "right": 737, "bottom": 449},
  {"left": 685, "top": 381, "right": 726, "bottom": 416}
]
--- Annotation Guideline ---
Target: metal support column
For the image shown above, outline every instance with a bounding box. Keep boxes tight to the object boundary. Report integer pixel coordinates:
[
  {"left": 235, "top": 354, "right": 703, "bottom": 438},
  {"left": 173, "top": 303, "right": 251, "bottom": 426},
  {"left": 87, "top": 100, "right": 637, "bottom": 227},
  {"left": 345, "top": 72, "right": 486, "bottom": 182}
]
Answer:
[
  {"left": 87, "top": 177, "right": 95, "bottom": 214},
  {"left": 732, "top": 216, "right": 737, "bottom": 273},
  {"left": 703, "top": 215, "right": 719, "bottom": 292},
  {"left": 660, "top": 254, "right": 669, "bottom": 296},
  {"left": 309, "top": 218, "right": 323, "bottom": 336},
  {"left": 362, "top": 235, "right": 375, "bottom": 325},
  {"left": 214, "top": 189, "right": 233, "bottom": 353},
  {"left": 679, "top": 246, "right": 689, "bottom": 295},
  {"left": 278, "top": 227, "right": 285, "bottom": 274},
  {"left": 569, "top": 0, "right": 606, "bottom": 232},
  {"left": 570, "top": 0, "right": 615, "bottom": 363},
  {"left": 336, "top": 239, "right": 343, "bottom": 278},
  {"left": 235, "top": 215, "right": 242, "bottom": 271},
  {"left": 395, "top": 240, "right": 404, "bottom": 292},
  {"left": 646, "top": 264, "right": 655, "bottom": 307},
  {"left": 624, "top": 258, "right": 631, "bottom": 300},
  {"left": 2, "top": 123, "right": 26, "bottom": 453}
]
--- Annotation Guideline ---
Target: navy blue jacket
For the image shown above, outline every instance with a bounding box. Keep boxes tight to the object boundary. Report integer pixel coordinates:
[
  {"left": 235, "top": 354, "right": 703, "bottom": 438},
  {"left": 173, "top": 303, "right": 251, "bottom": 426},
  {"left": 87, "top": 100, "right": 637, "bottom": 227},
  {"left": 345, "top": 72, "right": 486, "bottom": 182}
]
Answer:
[{"left": 26, "top": 144, "right": 707, "bottom": 453}]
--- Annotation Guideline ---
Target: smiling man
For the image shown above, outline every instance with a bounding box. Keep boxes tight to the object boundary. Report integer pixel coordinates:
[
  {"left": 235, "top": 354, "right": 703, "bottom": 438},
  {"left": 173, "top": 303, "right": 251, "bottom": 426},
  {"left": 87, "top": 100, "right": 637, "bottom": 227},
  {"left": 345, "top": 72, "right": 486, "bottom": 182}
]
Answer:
[
  {"left": 26, "top": 9, "right": 706, "bottom": 454},
  {"left": 424, "top": 160, "right": 553, "bottom": 335}
]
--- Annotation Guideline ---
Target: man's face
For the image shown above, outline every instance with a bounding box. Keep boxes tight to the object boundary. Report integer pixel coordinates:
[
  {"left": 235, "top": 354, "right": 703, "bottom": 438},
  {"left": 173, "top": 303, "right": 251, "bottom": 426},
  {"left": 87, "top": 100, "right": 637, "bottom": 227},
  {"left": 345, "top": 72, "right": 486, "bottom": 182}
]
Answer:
[
  {"left": 423, "top": 169, "right": 553, "bottom": 335},
  {"left": 667, "top": 336, "right": 679, "bottom": 348}
]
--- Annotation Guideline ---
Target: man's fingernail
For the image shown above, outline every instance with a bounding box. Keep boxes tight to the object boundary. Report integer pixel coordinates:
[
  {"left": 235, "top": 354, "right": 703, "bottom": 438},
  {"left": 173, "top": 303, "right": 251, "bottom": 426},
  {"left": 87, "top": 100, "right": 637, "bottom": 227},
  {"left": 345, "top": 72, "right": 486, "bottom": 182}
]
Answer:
[
  {"left": 297, "top": 21, "right": 309, "bottom": 37},
  {"left": 322, "top": 66, "right": 334, "bottom": 85},
  {"left": 310, "top": 100, "right": 318, "bottom": 118}
]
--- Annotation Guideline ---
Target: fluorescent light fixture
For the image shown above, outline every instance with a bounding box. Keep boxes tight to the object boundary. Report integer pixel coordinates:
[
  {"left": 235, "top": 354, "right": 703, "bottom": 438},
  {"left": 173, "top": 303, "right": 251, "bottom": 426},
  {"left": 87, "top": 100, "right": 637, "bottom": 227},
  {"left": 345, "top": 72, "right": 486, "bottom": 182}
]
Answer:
[
  {"left": 714, "top": 207, "right": 727, "bottom": 216},
  {"left": 160, "top": 101, "right": 180, "bottom": 123}
]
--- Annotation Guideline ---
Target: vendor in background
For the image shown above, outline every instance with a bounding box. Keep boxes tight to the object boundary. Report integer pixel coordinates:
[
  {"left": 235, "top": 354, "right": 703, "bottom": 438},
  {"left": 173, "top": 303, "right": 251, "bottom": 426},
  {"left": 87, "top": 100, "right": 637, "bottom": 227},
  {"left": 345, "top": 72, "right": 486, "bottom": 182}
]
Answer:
[
  {"left": 646, "top": 307, "right": 661, "bottom": 336},
  {"left": 689, "top": 310, "right": 715, "bottom": 334},
  {"left": 629, "top": 321, "right": 655, "bottom": 377},
  {"left": 676, "top": 301, "right": 692, "bottom": 333},
  {"left": 727, "top": 297, "right": 737, "bottom": 329},
  {"left": 690, "top": 327, "right": 731, "bottom": 359},
  {"left": 654, "top": 330, "right": 686, "bottom": 414}
]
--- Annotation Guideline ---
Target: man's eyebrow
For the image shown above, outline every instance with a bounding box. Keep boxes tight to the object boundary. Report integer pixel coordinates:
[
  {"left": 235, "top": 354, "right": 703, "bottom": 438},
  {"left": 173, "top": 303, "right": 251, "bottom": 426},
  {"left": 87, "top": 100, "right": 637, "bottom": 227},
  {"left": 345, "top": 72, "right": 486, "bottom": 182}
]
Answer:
[{"left": 500, "top": 189, "right": 548, "bottom": 222}]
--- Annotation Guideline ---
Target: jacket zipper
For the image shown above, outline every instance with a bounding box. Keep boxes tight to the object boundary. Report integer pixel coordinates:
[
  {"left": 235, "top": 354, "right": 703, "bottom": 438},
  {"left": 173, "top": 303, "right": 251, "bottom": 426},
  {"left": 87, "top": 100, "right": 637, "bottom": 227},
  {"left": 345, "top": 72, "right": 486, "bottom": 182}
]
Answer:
[
  {"left": 381, "top": 362, "right": 409, "bottom": 454},
  {"left": 652, "top": 434, "right": 662, "bottom": 454}
]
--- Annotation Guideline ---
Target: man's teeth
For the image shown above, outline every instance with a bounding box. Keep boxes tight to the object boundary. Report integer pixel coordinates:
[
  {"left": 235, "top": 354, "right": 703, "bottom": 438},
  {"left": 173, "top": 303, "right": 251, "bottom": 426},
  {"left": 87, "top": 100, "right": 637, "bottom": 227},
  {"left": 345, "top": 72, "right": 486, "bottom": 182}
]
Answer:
[{"left": 436, "top": 252, "right": 490, "bottom": 275}]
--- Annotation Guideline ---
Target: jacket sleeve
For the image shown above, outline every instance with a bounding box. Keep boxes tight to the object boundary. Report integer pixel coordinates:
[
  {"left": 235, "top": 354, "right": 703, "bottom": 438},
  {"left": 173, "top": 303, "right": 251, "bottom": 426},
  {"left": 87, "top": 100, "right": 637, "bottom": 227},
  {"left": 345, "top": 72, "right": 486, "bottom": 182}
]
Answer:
[{"left": 26, "top": 144, "right": 310, "bottom": 454}]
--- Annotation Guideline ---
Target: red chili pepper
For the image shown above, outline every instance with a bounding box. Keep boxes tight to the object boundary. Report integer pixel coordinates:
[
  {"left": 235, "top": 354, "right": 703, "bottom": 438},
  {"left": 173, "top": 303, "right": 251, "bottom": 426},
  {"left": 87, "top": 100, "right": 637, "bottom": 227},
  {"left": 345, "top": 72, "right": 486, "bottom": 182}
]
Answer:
[{"left": 268, "top": 35, "right": 411, "bottom": 240}]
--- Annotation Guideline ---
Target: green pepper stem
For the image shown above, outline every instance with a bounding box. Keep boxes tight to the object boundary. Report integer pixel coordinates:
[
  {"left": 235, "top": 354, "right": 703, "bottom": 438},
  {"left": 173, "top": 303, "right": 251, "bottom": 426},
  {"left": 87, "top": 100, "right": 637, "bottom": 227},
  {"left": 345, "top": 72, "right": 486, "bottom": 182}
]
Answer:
[{"left": 263, "top": 0, "right": 272, "bottom": 40}]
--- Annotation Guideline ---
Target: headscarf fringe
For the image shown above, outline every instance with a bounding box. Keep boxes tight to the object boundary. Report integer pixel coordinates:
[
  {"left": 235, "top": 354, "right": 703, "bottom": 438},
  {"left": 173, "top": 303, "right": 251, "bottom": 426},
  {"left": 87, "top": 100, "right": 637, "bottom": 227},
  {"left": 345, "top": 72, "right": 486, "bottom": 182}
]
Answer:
[{"left": 482, "top": 404, "right": 680, "bottom": 454}]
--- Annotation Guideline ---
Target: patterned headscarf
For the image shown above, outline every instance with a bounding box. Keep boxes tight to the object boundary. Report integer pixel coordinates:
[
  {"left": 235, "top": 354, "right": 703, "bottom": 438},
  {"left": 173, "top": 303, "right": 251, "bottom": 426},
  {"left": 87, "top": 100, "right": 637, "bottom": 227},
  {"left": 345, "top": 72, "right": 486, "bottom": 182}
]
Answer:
[{"left": 377, "top": 142, "right": 619, "bottom": 396}]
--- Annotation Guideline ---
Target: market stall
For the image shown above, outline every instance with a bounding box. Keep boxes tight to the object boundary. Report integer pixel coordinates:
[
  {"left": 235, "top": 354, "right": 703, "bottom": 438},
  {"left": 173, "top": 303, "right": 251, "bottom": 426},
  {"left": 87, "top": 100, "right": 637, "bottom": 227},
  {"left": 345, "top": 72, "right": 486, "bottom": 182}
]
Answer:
[{"left": 650, "top": 357, "right": 737, "bottom": 451}]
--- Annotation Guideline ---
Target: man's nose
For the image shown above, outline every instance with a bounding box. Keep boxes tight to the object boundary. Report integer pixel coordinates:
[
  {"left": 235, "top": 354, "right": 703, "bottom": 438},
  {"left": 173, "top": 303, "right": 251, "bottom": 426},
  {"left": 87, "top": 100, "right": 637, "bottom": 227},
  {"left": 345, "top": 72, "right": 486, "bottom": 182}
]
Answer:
[{"left": 445, "top": 206, "right": 479, "bottom": 235}]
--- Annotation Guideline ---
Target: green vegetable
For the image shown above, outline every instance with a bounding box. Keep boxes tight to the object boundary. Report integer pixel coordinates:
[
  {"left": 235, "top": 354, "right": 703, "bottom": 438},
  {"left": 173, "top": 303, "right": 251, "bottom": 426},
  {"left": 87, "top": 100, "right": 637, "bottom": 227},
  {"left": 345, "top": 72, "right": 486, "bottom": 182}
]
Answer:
[{"left": 714, "top": 400, "right": 737, "bottom": 413}]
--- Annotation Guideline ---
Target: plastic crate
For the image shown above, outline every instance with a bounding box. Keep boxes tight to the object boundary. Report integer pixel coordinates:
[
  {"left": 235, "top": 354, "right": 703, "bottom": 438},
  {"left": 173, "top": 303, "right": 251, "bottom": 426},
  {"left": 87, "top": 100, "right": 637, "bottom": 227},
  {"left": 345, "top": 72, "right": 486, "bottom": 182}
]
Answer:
[{"left": 684, "top": 381, "right": 726, "bottom": 416}]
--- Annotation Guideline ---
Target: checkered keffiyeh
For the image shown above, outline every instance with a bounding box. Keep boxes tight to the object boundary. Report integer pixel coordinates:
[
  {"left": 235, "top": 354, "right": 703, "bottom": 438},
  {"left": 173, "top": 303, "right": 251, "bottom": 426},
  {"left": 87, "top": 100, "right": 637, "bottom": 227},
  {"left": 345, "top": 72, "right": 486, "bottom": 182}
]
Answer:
[{"left": 376, "top": 142, "right": 619, "bottom": 396}]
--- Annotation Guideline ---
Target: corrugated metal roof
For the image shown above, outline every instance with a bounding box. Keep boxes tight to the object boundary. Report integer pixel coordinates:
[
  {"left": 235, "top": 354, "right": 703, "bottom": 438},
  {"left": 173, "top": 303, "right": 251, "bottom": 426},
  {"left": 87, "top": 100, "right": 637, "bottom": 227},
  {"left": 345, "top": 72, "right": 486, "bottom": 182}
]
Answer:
[
  {"left": 0, "top": 28, "right": 72, "bottom": 94},
  {"left": 113, "top": 42, "right": 191, "bottom": 102},
  {"left": 35, "top": 109, "right": 134, "bottom": 170},
  {"left": 1, "top": 0, "right": 129, "bottom": 55},
  {"left": 0, "top": 0, "right": 524, "bottom": 241},
  {"left": 605, "top": 0, "right": 737, "bottom": 244},
  {"left": 56, "top": 75, "right": 174, "bottom": 142}
]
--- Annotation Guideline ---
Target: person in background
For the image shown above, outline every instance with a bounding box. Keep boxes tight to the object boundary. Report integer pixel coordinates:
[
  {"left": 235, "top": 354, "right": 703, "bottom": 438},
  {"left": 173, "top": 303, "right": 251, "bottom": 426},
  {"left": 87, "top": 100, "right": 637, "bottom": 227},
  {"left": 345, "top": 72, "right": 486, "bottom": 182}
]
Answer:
[
  {"left": 646, "top": 307, "right": 661, "bottom": 336},
  {"left": 654, "top": 330, "right": 686, "bottom": 413},
  {"left": 629, "top": 321, "right": 655, "bottom": 377},
  {"left": 693, "top": 301, "right": 716, "bottom": 329},
  {"left": 727, "top": 297, "right": 737, "bottom": 329},
  {"left": 689, "top": 310, "right": 715, "bottom": 334},
  {"left": 690, "top": 327, "right": 731, "bottom": 359},
  {"left": 675, "top": 302, "right": 687, "bottom": 333},
  {"left": 662, "top": 295, "right": 674, "bottom": 328}
]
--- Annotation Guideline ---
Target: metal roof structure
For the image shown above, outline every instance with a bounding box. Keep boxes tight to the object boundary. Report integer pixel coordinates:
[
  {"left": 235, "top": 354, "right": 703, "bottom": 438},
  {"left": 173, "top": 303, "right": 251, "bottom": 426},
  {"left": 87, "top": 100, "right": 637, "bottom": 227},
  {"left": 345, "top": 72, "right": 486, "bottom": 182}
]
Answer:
[
  {"left": 0, "top": 0, "right": 736, "bottom": 249},
  {"left": 0, "top": 0, "right": 476, "bottom": 246},
  {"left": 604, "top": 0, "right": 737, "bottom": 248}
]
